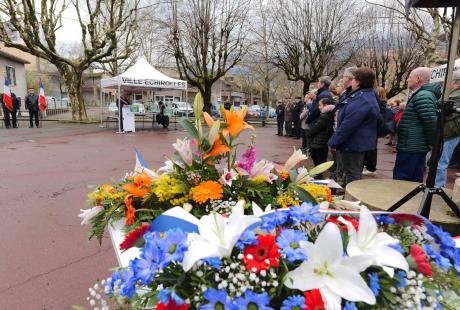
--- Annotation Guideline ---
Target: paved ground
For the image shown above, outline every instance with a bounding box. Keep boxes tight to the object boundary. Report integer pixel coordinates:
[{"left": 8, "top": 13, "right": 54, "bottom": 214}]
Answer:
[{"left": 1, "top": 122, "right": 458, "bottom": 309}]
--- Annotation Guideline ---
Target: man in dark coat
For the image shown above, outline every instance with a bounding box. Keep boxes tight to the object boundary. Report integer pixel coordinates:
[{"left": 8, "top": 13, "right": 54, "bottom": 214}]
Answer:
[
  {"left": 329, "top": 67, "right": 380, "bottom": 186},
  {"left": 1, "top": 92, "right": 19, "bottom": 128},
  {"left": 306, "top": 76, "right": 333, "bottom": 125},
  {"left": 394, "top": 67, "right": 438, "bottom": 182},
  {"left": 275, "top": 101, "right": 285, "bottom": 136},
  {"left": 25, "top": 87, "right": 39, "bottom": 128},
  {"left": 292, "top": 97, "right": 304, "bottom": 139}
]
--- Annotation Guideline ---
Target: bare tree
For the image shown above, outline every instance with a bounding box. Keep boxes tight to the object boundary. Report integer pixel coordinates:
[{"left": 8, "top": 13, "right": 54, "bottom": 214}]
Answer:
[
  {"left": 167, "top": 0, "right": 250, "bottom": 112},
  {"left": 366, "top": 0, "right": 449, "bottom": 65},
  {"left": 271, "top": 0, "right": 360, "bottom": 95},
  {"left": 355, "top": 7, "right": 426, "bottom": 98},
  {"left": 0, "top": 0, "right": 139, "bottom": 120}
]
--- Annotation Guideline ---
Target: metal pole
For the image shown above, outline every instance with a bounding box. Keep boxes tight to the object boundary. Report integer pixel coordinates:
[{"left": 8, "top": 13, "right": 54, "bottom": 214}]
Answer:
[
  {"left": 117, "top": 82, "right": 122, "bottom": 133},
  {"left": 441, "top": 4, "right": 460, "bottom": 102},
  {"left": 99, "top": 81, "right": 104, "bottom": 128}
]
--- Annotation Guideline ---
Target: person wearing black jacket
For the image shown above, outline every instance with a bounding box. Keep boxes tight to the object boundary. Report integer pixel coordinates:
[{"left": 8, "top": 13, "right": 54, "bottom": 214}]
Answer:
[
  {"left": 275, "top": 101, "right": 285, "bottom": 136},
  {"left": 292, "top": 97, "right": 303, "bottom": 139},
  {"left": 25, "top": 87, "right": 39, "bottom": 128},
  {"left": 306, "top": 76, "right": 333, "bottom": 125},
  {"left": 1, "top": 92, "right": 19, "bottom": 128},
  {"left": 307, "top": 98, "right": 335, "bottom": 174}
]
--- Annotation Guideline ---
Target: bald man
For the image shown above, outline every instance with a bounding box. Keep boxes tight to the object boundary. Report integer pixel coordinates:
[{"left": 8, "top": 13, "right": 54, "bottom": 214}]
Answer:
[{"left": 393, "top": 67, "right": 440, "bottom": 182}]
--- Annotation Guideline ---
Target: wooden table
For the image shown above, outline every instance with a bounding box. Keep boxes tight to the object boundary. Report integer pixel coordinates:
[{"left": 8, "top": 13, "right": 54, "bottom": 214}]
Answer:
[{"left": 345, "top": 179, "right": 460, "bottom": 234}]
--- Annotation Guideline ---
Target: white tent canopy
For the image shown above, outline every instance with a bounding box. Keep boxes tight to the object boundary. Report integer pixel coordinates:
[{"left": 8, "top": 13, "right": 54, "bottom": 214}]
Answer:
[
  {"left": 430, "top": 58, "right": 460, "bottom": 83},
  {"left": 100, "top": 58, "right": 187, "bottom": 90}
]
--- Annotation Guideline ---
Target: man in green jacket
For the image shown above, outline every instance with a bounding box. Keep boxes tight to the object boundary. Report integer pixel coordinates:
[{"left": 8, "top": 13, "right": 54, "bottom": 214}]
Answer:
[
  {"left": 435, "top": 71, "right": 460, "bottom": 187},
  {"left": 393, "top": 67, "right": 439, "bottom": 182}
]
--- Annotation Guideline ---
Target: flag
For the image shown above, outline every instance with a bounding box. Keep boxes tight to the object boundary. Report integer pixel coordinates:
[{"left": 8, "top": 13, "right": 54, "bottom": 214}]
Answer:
[
  {"left": 133, "top": 148, "right": 158, "bottom": 179},
  {"left": 3, "top": 78, "right": 13, "bottom": 111},
  {"left": 38, "top": 80, "right": 47, "bottom": 111}
]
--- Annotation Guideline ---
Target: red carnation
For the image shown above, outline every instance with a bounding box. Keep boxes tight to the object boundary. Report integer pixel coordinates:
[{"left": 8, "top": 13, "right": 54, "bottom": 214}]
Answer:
[
  {"left": 119, "top": 223, "right": 150, "bottom": 252},
  {"left": 409, "top": 244, "right": 432, "bottom": 277},
  {"left": 156, "top": 300, "right": 188, "bottom": 310},
  {"left": 243, "top": 234, "right": 280, "bottom": 272},
  {"left": 326, "top": 216, "right": 359, "bottom": 232},
  {"left": 390, "top": 214, "right": 424, "bottom": 227},
  {"left": 304, "top": 289, "right": 325, "bottom": 310}
]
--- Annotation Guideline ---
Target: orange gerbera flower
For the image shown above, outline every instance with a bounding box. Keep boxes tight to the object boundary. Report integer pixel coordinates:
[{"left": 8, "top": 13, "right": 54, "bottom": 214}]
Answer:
[
  {"left": 133, "top": 173, "right": 152, "bottom": 187},
  {"left": 100, "top": 183, "right": 115, "bottom": 194},
  {"left": 223, "top": 106, "right": 254, "bottom": 137},
  {"left": 192, "top": 180, "right": 223, "bottom": 204},
  {"left": 122, "top": 184, "right": 150, "bottom": 198}
]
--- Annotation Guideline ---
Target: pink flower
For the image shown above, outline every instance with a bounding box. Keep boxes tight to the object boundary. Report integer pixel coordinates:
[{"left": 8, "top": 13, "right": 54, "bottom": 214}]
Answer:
[
  {"left": 237, "top": 146, "right": 256, "bottom": 172},
  {"left": 220, "top": 168, "right": 238, "bottom": 186},
  {"left": 172, "top": 138, "right": 193, "bottom": 166}
]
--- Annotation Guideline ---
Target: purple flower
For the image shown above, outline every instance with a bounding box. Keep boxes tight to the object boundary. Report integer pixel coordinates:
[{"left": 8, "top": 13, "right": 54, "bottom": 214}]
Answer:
[{"left": 237, "top": 146, "right": 256, "bottom": 172}]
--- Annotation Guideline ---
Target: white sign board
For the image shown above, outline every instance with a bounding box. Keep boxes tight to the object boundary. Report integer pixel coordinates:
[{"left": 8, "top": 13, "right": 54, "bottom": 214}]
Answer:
[
  {"left": 123, "top": 107, "right": 135, "bottom": 133},
  {"left": 430, "top": 59, "right": 460, "bottom": 83}
]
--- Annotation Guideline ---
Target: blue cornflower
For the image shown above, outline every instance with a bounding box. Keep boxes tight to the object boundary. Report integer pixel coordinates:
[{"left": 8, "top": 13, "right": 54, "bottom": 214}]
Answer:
[
  {"left": 260, "top": 210, "right": 289, "bottom": 231},
  {"left": 389, "top": 243, "right": 404, "bottom": 254},
  {"left": 375, "top": 216, "right": 396, "bottom": 225},
  {"left": 105, "top": 271, "right": 121, "bottom": 296},
  {"left": 119, "top": 263, "right": 137, "bottom": 298},
  {"left": 203, "top": 257, "right": 222, "bottom": 270},
  {"left": 424, "top": 245, "right": 452, "bottom": 271},
  {"left": 289, "top": 202, "right": 323, "bottom": 225},
  {"left": 234, "top": 290, "right": 273, "bottom": 310},
  {"left": 158, "top": 289, "right": 185, "bottom": 306},
  {"left": 343, "top": 302, "right": 358, "bottom": 310},
  {"left": 426, "top": 223, "right": 456, "bottom": 248},
  {"left": 369, "top": 272, "right": 380, "bottom": 297},
  {"left": 158, "top": 228, "right": 188, "bottom": 266},
  {"left": 236, "top": 230, "right": 258, "bottom": 250},
  {"left": 280, "top": 295, "right": 306, "bottom": 310},
  {"left": 201, "top": 288, "right": 235, "bottom": 310},
  {"left": 276, "top": 229, "right": 308, "bottom": 262},
  {"left": 132, "top": 234, "right": 163, "bottom": 285},
  {"left": 397, "top": 271, "right": 407, "bottom": 288}
]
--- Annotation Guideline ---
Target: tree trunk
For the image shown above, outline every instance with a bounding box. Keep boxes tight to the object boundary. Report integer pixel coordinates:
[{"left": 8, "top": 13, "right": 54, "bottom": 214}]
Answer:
[
  {"left": 59, "top": 65, "right": 87, "bottom": 121},
  {"left": 303, "top": 80, "right": 311, "bottom": 96},
  {"left": 203, "top": 83, "right": 213, "bottom": 114}
]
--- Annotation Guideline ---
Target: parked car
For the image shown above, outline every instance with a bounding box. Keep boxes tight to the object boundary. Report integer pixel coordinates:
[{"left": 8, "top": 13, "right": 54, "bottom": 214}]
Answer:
[
  {"left": 269, "top": 107, "right": 276, "bottom": 118},
  {"left": 108, "top": 102, "right": 118, "bottom": 113},
  {"left": 170, "top": 102, "right": 193, "bottom": 117},
  {"left": 211, "top": 103, "right": 222, "bottom": 118},
  {"left": 61, "top": 97, "right": 70, "bottom": 107},
  {"left": 45, "top": 96, "right": 56, "bottom": 108},
  {"left": 247, "top": 105, "right": 261, "bottom": 118}
]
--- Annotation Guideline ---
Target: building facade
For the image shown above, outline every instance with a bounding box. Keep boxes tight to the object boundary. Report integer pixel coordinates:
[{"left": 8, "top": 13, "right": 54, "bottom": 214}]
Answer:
[{"left": 0, "top": 47, "right": 30, "bottom": 106}]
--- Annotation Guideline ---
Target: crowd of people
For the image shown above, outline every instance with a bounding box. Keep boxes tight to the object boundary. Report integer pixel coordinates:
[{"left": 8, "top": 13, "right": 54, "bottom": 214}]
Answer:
[{"left": 276, "top": 66, "right": 460, "bottom": 188}]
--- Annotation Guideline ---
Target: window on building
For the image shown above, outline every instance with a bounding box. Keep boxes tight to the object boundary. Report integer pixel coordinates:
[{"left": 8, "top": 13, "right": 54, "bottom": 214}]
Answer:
[
  {"left": 174, "top": 96, "right": 181, "bottom": 102},
  {"left": 6, "top": 66, "right": 16, "bottom": 86},
  {"left": 134, "top": 94, "right": 143, "bottom": 102},
  {"left": 155, "top": 95, "right": 164, "bottom": 102},
  {"left": 164, "top": 96, "right": 174, "bottom": 104}
]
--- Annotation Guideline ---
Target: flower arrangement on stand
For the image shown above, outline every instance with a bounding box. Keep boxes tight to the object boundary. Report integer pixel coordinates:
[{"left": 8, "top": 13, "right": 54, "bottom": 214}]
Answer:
[
  {"left": 80, "top": 94, "right": 460, "bottom": 309},
  {"left": 79, "top": 93, "right": 333, "bottom": 244}
]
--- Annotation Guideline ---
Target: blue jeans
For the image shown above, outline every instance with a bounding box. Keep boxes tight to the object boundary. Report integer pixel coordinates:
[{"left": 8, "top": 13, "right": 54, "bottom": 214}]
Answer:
[
  {"left": 435, "top": 136, "right": 460, "bottom": 187},
  {"left": 393, "top": 152, "right": 427, "bottom": 182}
]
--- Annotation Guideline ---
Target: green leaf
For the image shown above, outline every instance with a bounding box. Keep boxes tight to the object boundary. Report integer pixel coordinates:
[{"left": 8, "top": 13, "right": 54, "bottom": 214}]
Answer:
[
  {"left": 194, "top": 92, "right": 203, "bottom": 119},
  {"left": 308, "top": 161, "right": 334, "bottom": 177},
  {"left": 289, "top": 169, "right": 298, "bottom": 182},
  {"left": 179, "top": 119, "right": 199, "bottom": 140},
  {"left": 208, "top": 120, "right": 221, "bottom": 144},
  {"left": 295, "top": 185, "right": 317, "bottom": 204}
]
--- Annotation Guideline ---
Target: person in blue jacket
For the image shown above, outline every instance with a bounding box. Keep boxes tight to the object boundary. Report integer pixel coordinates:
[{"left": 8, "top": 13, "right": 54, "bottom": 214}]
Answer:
[{"left": 328, "top": 67, "right": 380, "bottom": 186}]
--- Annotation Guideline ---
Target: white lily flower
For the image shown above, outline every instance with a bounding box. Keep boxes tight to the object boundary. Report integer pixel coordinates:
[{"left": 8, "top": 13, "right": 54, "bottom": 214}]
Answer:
[
  {"left": 78, "top": 205, "right": 104, "bottom": 225},
  {"left": 220, "top": 168, "right": 238, "bottom": 186},
  {"left": 251, "top": 201, "right": 272, "bottom": 216},
  {"left": 285, "top": 223, "right": 376, "bottom": 310},
  {"left": 172, "top": 138, "right": 193, "bottom": 166},
  {"left": 134, "top": 166, "right": 159, "bottom": 180},
  {"left": 182, "top": 201, "right": 260, "bottom": 271},
  {"left": 339, "top": 206, "right": 409, "bottom": 277},
  {"left": 283, "top": 148, "right": 308, "bottom": 171},
  {"left": 334, "top": 200, "right": 362, "bottom": 210},
  {"left": 157, "top": 160, "right": 177, "bottom": 174},
  {"left": 295, "top": 167, "right": 314, "bottom": 184}
]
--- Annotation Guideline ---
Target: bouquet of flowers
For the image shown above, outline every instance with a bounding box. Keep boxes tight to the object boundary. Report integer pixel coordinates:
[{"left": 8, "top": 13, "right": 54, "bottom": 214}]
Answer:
[
  {"left": 79, "top": 94, "right": 333, "bottom": 244},
  {"left": 97, "top": 204, "right": 460, "bottom": 310}
]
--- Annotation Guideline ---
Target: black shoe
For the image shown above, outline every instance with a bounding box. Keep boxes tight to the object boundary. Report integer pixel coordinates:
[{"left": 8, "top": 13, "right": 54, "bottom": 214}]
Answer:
[{"left": 29, "top": 125, "right": 33, "bottom": 128}]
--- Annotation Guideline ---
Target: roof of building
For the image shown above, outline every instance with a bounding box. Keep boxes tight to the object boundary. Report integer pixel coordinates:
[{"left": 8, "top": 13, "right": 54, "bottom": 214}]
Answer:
[{"left": 0, "top": 48, "right": 31, "bottom": 64}]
